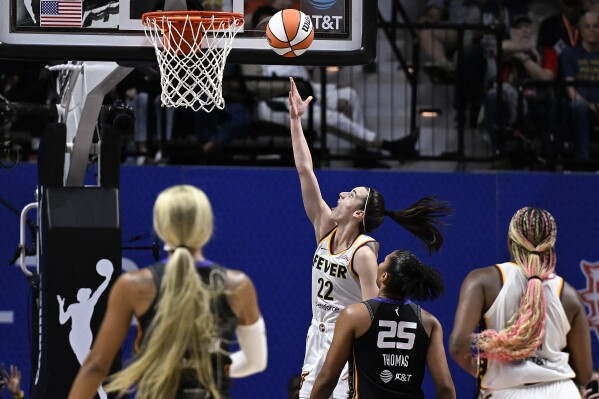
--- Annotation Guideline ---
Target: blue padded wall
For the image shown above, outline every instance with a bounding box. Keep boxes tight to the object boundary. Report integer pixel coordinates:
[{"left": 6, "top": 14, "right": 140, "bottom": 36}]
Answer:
[{"left": 1, "top": 164, "right": 598, "bottom": 399}]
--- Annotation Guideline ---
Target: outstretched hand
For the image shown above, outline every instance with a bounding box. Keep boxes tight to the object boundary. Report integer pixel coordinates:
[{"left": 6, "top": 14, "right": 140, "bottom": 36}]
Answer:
[
  {"left": 5, "top": 365, "right": 22, "bottom": 396},
  {"left": 288, "top": 77, "right": 313, "bottom": 120},
  {"left": 57, "top": 295, "right": 64, "bottom": 305}
]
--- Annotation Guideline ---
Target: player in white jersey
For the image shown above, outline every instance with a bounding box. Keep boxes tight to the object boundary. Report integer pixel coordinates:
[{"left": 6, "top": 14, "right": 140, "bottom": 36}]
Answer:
[
  {"left": 289, "top": 78, "right": 453, "bottom": 399},
  {"left": 449, "top": 207, "right": 593, "bottom": 398}
]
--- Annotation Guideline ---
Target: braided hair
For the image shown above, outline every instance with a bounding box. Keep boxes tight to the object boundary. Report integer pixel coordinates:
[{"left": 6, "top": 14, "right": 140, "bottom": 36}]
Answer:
[{"left": 473, "top": 207, "right": 557, "bottom": 361}]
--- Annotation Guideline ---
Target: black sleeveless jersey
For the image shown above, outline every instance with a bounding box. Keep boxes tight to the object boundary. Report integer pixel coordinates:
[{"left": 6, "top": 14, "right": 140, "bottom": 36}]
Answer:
[
  {"left": 349, "top": 299, "right": 430, "bottom": 399},
  {"left": 136, "top": 260, "right": 238, "bottom": 399}
]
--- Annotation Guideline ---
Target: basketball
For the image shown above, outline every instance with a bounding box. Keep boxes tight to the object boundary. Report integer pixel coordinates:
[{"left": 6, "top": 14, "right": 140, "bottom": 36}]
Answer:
[
  {"left": 96, "top": 259, "right": 114, "bottom": 277},
  {"left": 266, "top": 9, "right": 314, "bottom": 57}
]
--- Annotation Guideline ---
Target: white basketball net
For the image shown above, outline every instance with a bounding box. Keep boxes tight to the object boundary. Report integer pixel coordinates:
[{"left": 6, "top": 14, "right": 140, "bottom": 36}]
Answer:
[{"left": 143, "top": 13, "right": 243, "bottom": 112}]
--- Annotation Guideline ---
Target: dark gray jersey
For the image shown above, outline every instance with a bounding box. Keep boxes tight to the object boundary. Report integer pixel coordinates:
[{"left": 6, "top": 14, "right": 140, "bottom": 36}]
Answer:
[{"left": 349, "top": 298, "right": 430, "bottom": 399}]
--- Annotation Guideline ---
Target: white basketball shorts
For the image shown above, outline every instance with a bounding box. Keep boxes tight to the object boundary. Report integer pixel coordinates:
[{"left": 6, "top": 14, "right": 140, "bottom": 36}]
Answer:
[{"left": 299, "top": 319, "right": 349, "bottom": 399}]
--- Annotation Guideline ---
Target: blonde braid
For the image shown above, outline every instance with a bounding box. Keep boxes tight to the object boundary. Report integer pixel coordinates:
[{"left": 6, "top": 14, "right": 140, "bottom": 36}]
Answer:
[
  {"left": 474, "top": 208, "right": 557, "bottom": 361},
  {"left": 105, "top": 186, "right": 220, "bottom": 399}
]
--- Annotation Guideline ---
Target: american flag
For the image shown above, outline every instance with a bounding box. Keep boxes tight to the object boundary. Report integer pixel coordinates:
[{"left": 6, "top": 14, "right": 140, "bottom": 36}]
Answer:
[{"left": 40, "top": 0, "right": 82, "bottom": 27}]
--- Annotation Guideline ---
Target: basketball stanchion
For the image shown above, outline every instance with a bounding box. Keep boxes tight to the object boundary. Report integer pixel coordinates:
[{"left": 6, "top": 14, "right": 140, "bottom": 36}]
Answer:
[{"left": 142, "top": 11, "right": 244, "bottom": 112}]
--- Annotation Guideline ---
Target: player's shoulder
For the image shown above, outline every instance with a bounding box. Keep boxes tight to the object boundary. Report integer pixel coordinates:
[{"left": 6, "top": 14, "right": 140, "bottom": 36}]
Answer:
[
  {"left": 224, "top": 267, "right": 255, "bottom": 291},
  {"left": 463, "top": 265, "right": 497, "bottom": 282},
  {"left": 340, "top": 302, "right": 371, "bottom": 327},
  {"left": 118, "top": 267, "right": 154, "bottom": 286},
  {"left": 460, "top": 265, "right": 502, "bottom": 293},
  {"left": 345, "top": 301, "right": 369, "bottom": 312},
  {"left": 420, "top": 307, "right": 443, "bottom": 337},
  {"left": 112, "top": 268, "right": 156, "bottom": 300},
  {"left": 560, "top": 279, "right": 585, "bottom": 313},
  {"left": 340, "top": 302, "right": 370, "bottom": 322},
  {"left": 354, "top": 242, "right": 378, "bottom": 259},
  {"left": 420, "top": 307, "right": 440, "bottom": 326}
]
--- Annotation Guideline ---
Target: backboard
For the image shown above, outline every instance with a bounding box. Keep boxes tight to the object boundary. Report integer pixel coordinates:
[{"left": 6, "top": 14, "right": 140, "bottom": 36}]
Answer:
[{"left": 0, "top": 0, "right": 376, "bottom": 65}]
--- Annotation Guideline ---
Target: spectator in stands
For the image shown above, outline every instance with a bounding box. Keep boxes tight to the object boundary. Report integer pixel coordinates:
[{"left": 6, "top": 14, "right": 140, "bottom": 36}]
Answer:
[
  {"left": 483, "top": 14, "right": 557, "bottom": 156},
  {"left": 150, "top": 65, "right": 251, "bottom": 163},
  {"left": 192, "top": 64, "right": 254, "bottom": 156},
  {"left": 538, "top": 0, "right": 584, "bottom": 57},
  {"left": 0, "top": 60, "right": 50, "bottom": 159},
  {"left": 419, "top": 0, "right": 486, "bottom": 81},
  {"left": 244, "top": 63, "right": 417, "bottom": 163},
  {"left": 153, "top": 97, "right": 175, "bottom": 163},
  {"left": 480, "top": 0, "right": 530, "bottom": 86},
  {"left": 560, "top": 11, "right": 599, "bottom": 160},
  {"left": 584, "top": 0, "right": 599, "bottom": 11},
  {"left": 116, "top": 69, "right": 155, "bottom": 165},
  {"left": 535, "top": 0, "right": 583, "bottom": 159},
  {"left": 477, "top": 2, "right": 533, "bottom": 152},
  {"left": 244, "top": 64, "right": 373, "bottom": 142},
  {"left": 244, "top": 9, "right": 421, "bottom": 163}
]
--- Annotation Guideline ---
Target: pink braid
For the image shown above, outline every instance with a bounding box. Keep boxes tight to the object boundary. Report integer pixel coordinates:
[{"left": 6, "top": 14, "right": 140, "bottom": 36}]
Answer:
[{"left": 473, "top": 207, "right": 556, "bottom": 361}]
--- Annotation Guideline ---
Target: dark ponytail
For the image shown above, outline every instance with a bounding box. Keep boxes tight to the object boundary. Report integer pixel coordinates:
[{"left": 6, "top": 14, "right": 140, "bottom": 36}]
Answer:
[
  {"left": 362, "top": 190, "right": 453, "bottom": 253},
  {"left": 385, "top": 250, "right": 445, "bottom": 301}
]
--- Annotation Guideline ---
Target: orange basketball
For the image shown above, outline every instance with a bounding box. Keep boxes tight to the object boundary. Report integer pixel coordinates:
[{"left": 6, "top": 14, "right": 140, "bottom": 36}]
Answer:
[{"left": 266, "top": 9, "right": 314, "bottom": 57}]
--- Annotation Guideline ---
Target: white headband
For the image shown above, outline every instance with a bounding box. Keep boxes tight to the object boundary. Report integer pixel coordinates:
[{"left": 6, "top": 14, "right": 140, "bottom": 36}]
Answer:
[{"left": 362, "top": 188, "right": 371, "bottom": 231}]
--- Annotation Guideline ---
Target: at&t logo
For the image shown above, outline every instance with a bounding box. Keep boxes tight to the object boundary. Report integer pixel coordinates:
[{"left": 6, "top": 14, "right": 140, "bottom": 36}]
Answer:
[
  {"left": 308, "top": 0, "right": 337, "bottom": 10},
  {"left": 380, "top": 369, "right": 393, "bottom": 383}
]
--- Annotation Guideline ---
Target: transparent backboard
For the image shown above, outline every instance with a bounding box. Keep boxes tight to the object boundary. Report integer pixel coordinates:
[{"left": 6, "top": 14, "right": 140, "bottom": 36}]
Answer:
[{"left": 0, "top": 0, "right": 376, "bottom": 65}]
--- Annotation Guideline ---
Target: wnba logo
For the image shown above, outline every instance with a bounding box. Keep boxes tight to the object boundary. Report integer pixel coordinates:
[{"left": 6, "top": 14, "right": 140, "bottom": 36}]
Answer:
[{"left": 308, "top": 0, "right": 337, "bottom": 10}]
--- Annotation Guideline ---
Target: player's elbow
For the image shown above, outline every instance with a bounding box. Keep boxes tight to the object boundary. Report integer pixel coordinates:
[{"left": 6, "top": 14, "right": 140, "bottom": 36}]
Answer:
[
  {"left": 250, "top": 354, "right": 267, "bottom": 374},
  {"left": 296, "top": 162, "right": 313, "bottom": 175},
  {"left": 229, "top": 350, "right": 268, "bottom": 378},
  {"left": 448, "top": 334, "right": 471, "bottom": 367},
  {"left": 436, "top": 385, "right": 456, "bottom": 399},
  {"left": 80, "top": 354, "right": 111, "bottom": 380},
  {"left": 448, "top": 334, "right": 461, "bottom": 361},
  {"left": 448, "top": 336, "right": 478, "bottom": 377}
]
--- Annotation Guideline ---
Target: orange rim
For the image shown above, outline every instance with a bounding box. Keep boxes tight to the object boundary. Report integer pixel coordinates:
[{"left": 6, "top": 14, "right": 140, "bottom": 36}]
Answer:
[{"left": 142, "top": 11, "right": 244, "bottom": 29}]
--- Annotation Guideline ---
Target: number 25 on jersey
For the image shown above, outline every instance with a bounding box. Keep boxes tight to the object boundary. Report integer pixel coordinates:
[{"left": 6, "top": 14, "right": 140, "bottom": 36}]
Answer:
[{"left": 377, "top": 320, "right": 417, "bottom": 350}]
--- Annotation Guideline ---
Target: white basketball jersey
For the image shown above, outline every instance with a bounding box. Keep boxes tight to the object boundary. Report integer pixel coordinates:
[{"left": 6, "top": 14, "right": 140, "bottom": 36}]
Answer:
[
  {"left": 480, "top": 262, "right": 576, "bottom": 390},
  {"left": 311, "top": 228, "right": 378, "bottom": 323}
]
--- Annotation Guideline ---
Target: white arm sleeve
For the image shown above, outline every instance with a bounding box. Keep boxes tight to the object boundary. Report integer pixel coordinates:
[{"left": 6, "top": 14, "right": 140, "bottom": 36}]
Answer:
[{"left": 229, "top": 316, "right": 267, "bottom": 378}]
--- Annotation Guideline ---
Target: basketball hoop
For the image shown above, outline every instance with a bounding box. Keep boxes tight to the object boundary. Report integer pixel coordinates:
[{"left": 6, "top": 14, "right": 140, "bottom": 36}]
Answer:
[{"left": 142, "top": 11, "right": 244, "bottom": 112}]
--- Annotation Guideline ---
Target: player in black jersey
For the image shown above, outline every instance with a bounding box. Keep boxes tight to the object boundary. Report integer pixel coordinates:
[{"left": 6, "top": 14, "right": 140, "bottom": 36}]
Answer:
[
  {"left": 310, "top": 250, "right": 455, "bottom": 399},
  {"left": 67, "top": 185, "right": 267, "bottom": 399}
]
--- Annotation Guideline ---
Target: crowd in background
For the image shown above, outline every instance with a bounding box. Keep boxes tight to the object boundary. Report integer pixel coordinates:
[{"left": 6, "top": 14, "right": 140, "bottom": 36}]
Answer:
[
  {"left": 0, "top": 0, "right": 598, "bottom": 169},
  {"left": 419, "top": 0, "right": 599, "bottom": 164}
]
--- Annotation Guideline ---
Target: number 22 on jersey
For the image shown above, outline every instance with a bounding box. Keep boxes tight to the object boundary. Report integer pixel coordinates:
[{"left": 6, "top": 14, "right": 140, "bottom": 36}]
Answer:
[{"left": 317, "top": 277, "right": 334, "bottom": 300}]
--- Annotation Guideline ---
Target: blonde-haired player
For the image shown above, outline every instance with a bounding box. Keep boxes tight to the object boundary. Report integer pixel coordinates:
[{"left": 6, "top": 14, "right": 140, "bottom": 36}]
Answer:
[{"left": 67, "top": 185, "right": 267, "bottom": 399}]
